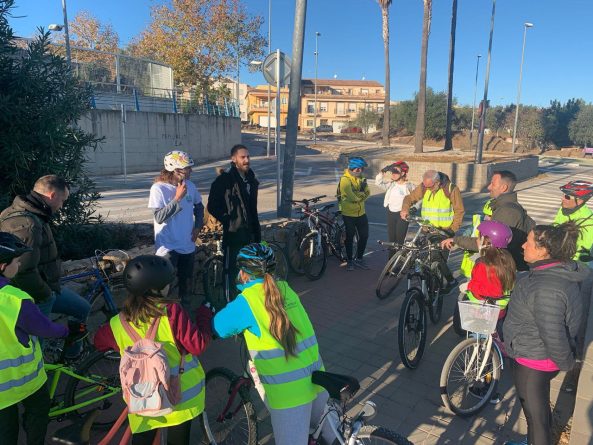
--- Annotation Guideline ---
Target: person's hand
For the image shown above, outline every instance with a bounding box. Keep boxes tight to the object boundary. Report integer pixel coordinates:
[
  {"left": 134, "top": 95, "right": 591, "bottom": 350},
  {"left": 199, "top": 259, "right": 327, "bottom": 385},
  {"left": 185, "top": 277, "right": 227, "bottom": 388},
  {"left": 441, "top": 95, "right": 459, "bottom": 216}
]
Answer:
[
  {"left": 361, "top": 178, "right": 368, "bottom": 189},
  {"left": 400, "top": 209, "right": 409, "bottom": 220},
  {"left": 174, "top": 181, "right": 187, "bottom": 201},
  {"left": 66, "top": 321, "right": 88, "bottom": 344},
  {"left": 441, "top": 238, "right": 455, "bottom": 250},
  {"left": 191, "top": 227, "right": 201, "bottom": 242}
]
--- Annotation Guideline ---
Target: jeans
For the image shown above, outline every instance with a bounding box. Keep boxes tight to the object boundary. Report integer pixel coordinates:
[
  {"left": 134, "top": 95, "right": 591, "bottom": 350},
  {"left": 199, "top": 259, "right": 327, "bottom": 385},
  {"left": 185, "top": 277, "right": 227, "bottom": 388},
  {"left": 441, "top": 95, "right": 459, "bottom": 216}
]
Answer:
[
  {"left": 342, "top": 214, "right": 369, "bottom": 261},
  {"left": 164, "top": 250, "right": 195, "bottom": 312},
  {"left": 37, "top": 287, "right": 91, "bottom": 357},
  {"left": 0, "top": 383, "right": 50, "bottom": 445}
]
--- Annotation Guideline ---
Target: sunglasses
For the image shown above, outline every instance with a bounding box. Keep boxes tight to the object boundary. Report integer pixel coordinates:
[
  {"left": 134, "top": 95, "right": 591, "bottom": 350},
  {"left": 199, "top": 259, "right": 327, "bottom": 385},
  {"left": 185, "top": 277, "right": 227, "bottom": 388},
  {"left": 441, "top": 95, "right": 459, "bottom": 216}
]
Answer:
[
  {"left": 390, "top": 169, "right": 402, "bottom": 174},
  {"left": 563, "top": 194, "right": 574, "bottom": 200},
  {"left": 352, "top": 167, "right": 363, "bottom": 172}
]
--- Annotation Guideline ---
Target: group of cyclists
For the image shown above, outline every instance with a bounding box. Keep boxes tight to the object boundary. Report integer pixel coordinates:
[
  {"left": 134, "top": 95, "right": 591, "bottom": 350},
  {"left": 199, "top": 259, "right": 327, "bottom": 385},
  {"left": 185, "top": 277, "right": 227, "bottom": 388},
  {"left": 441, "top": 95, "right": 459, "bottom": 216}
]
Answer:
[{"left": 1, "top": 146, "right": 592, "bottom": 445}]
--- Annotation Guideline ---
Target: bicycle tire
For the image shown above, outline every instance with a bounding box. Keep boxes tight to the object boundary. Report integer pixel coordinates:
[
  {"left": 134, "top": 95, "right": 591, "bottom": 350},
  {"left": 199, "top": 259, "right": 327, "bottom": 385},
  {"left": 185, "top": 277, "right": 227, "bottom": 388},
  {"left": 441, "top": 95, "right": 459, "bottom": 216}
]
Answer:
[
  {"left": 299, "top": 233, "right": 327, "bottom": 281},
  {"left": 397, "top": 288, "right": 427, "bottom": 369},
  {"left": 200, "top": 367, "right": 257, "bottom": 445},
  {"left": 375, "top": 250, "right": 410, "bottom": 300},
  {"left": 333, "top": 425, "right": 413, "bottom": 445},
  {"left": 64, "top": 350, "right": 123, "bottom": 429},
  {"left": 427, "top": 262, "right": 444, "bottom": 324},
  {"left": 202, "top": 256, "right": 226, "bottom": 311},
  {"left": 440, "top": 337, "right": 501, "bottom": 417},
  {"left": 334, "top": 219, "right": 357, "bottom": 264},
  {"left": 268, "top": 241, "right": 289, "bottom": 281},
  {"left": 287, "top": 223, "right": 308, "bottom": 275}
]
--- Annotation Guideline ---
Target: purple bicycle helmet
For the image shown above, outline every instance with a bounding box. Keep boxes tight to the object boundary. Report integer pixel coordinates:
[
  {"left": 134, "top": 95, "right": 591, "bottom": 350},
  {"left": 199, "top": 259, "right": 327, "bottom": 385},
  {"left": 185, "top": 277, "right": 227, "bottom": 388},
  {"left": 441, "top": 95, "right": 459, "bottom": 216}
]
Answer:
[{"left": 477, "top": 220, "right": 513, "bottom": 248}]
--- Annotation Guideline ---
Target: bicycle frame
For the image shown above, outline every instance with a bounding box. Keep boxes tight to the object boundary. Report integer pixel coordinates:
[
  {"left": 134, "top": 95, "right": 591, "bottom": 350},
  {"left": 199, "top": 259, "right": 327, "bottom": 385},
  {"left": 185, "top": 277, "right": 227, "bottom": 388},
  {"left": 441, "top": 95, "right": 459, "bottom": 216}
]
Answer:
[
  {"left": 309, "top": 398, "right": 376, "bottom": 445},
  {"left": 464, "top": 333, "right": 505, "bottom": 382},
  {"left": 61, "top": 268, "right": 118, "bottom": 315},
  {"left": 46, "top": 362, "right": 121, "bottom": 418}
]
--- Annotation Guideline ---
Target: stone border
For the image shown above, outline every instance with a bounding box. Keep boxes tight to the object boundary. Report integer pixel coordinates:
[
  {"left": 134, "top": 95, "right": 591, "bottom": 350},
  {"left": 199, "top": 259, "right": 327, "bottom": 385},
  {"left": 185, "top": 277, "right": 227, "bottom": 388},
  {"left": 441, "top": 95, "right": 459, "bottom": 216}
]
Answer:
[{"left": 337, "top": 152, "right": 539, "bottom": 192}]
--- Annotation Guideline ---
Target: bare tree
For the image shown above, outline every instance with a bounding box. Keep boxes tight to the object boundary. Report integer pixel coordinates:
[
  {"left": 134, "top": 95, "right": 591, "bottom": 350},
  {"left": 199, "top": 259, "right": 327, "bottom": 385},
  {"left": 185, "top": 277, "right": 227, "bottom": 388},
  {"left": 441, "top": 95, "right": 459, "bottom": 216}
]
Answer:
[
  {"left": 444, "top": 0, "right": 458, "bottom": 150},
  {"left": 414, "top": 0, "right": 432, "bottom": 153}
]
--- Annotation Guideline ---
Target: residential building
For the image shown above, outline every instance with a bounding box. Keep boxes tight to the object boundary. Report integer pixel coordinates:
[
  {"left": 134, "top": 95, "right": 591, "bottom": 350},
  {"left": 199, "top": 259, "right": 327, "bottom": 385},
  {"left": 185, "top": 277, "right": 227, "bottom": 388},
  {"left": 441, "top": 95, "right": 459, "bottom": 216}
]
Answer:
[
  {"left": 214, "top": 78, "right": 250, "bottom": 121},
  {"left": 300, "top": 79, "right": 385, "bottom": 132},
  {"left": 245, "top": 85, "right": 290, "bottom": 127}
]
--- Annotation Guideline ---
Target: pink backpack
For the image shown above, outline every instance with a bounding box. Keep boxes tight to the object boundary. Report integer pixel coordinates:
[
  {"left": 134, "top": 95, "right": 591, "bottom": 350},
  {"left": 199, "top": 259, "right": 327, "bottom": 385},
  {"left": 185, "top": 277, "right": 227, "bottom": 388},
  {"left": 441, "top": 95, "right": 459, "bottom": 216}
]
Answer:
[{"left": 118, "top": 314, "right": 183, "bottom": 417}]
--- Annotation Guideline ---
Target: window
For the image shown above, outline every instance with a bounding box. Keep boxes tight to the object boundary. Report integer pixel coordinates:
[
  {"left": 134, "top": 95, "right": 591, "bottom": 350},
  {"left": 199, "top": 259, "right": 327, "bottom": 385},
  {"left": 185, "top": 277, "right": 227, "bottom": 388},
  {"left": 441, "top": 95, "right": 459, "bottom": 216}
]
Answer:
[
  {"left": 361, "top": 89, "right": 368, "bottom": 95},
  {"left": 281, "top": 97, "right": 288, "bottom": 105},
  {"left": 307, "top": 101, "right": 315, "bottom": 113},
  {"left": 320, "top": 102, "right": 328, "bottom": 112},
  {"left": 377, "top": 104, "right": 384, "bottom": 113},
  {"left": 336, "top": 102, "right": 345, "bottom": 115},
  {"left": 306, "top": 120, "right": 314, "bottom": 127},
  {"left": 320, "top": 119, "right": 328, "bottom": 125},
  {"left": 348, "top": 103, "right": 357, "bottom": 112}
]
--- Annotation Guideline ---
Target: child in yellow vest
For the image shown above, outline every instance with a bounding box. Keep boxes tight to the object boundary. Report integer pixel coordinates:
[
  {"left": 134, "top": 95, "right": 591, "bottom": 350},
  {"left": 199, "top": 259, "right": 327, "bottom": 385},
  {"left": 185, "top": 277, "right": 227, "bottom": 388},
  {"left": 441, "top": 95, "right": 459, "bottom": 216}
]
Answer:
[
  {"left": 212, "top": 243, "right": 329, "bottom": 445},
  {"left": 0, "top": 232, "right": 75, "bottom": 445},
  {"left": 94, "top": 255, "right": 213, "bottom": 445}
]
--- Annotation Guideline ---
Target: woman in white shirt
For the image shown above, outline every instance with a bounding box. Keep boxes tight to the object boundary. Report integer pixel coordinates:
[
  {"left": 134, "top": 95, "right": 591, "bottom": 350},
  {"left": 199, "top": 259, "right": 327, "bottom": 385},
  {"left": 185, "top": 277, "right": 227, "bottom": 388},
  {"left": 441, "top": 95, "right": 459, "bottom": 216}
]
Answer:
[{"left": 375, "top": 161, "right": 415, "bottom": 256}]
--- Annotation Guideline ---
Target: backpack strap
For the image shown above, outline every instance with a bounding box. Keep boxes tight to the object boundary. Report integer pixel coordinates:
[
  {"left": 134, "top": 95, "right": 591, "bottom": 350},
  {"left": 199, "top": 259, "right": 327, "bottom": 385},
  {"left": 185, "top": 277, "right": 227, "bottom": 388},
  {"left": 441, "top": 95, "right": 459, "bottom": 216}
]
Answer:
[
  {"left": 145, "top": 317, "right": 161, "bottom": 341},
  {"left": 119, "top": 313, "right": 142, "bottom": 343}
]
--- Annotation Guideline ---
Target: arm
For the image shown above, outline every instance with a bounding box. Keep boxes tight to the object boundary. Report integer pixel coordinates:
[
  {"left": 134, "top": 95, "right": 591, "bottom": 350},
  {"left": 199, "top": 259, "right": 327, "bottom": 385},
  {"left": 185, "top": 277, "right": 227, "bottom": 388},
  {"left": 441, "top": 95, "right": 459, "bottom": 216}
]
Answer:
[
  {"left": 152, "top": 200, "right": 182, "bottom": 224},
  {"left": 339, "top": 177, "right": 365, "bottom": 203},
  {"left": 193, "top": 202, "right": 204, "bottom": 229},
  {"left": 167, "top": 303, "right": 212, "bottom": 356},
  {"left": 449, "top": 186, "right": 465, "bottom": 232},
  {"left": 401, "top": 185, "right": 425, "bottom": 212},
  {"left": 17, "top": 300, "right": 69, "bottom": 338},
  {"left": 452, "top": 234, "right": 479, "bottom": 252},
  {"left": 212, "top": 296, "right": 260, "bottom": 338},
  {"left": 207, "top": 176, "right": 230, "bottom": 225},
  {"left": 94, "top": 323, "right": 118, "bottom": 352},
  {"left": 374, "top": 172, "right": 390, "bottom": 190}
]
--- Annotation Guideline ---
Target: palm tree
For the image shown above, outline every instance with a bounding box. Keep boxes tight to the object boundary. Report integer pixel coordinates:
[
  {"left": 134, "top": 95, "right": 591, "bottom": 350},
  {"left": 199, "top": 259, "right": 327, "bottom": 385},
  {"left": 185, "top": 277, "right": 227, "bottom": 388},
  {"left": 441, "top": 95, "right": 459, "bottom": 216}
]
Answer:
[
  {"left": 378, "top": 0, "right": 392, "bottom": 147},
  {"left": 444, "top": 0, "right": 458, "bottom": 151},
  {"left": 414, "top": 0, "right": 432, "bottom": 153}
]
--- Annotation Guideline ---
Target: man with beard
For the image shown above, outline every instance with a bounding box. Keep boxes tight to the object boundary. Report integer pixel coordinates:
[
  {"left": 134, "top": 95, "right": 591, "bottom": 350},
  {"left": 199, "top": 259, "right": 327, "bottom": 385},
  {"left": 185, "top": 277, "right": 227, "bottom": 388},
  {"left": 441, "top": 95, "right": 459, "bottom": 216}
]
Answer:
[{"left": 208, "top": 144, "right": 261, "bottom": 300}]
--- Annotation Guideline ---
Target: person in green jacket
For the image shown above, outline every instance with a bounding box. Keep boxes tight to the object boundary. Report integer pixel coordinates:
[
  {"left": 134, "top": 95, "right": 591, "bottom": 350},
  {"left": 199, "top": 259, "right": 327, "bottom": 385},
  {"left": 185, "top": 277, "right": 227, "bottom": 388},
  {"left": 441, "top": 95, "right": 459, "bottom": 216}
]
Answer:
[
  {"left": 337, "top": 157, "right": 371, "bottom": 271},
  {"left": 554, "top": 180, "right": 593, "bottom": 262}
]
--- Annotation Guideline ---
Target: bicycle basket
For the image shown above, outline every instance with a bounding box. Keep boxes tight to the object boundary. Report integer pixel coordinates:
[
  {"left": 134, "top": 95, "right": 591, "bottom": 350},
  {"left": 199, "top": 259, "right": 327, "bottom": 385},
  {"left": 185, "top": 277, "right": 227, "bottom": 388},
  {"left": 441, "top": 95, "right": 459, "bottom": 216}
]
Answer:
[{"left": 458, "top": 300, "right": 500, "bottom": 335}]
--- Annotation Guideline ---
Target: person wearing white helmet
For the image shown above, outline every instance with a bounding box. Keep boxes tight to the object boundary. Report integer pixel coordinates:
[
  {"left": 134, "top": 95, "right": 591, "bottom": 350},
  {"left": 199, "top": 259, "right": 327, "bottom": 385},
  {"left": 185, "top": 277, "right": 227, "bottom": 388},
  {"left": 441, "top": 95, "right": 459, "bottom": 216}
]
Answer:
[{"left": 148, "top": 150, "right": 204, "bottom": 312}]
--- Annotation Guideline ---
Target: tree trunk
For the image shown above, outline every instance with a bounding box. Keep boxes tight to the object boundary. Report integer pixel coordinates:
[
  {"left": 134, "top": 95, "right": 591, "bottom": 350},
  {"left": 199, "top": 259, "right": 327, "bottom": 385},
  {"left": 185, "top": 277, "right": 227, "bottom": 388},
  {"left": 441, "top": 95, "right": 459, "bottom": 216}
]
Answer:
[
  {"left": 444, "top": 0, "right": 457, "bottom": 151},
  {"left": 414, "top": 0, "right": 432, "bottom": 153},
  {"left": 381, "top": 6, "right": 390, "bottom": 148}
]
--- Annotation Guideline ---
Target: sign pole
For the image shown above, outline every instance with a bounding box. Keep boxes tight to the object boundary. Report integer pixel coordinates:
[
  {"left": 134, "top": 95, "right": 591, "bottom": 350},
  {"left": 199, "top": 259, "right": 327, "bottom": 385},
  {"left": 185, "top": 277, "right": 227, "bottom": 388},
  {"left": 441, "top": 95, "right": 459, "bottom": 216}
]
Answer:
[{"left": 275, "top": 48, "right": 282, "bottom": 215}]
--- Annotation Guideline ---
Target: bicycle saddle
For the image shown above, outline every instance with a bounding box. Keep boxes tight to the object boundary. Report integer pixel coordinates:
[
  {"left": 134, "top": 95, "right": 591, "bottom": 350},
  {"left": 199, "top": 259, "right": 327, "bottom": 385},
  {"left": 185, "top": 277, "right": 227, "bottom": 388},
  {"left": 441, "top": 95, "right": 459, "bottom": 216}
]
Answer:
[
  {"left": 312, "top": 371, "right": 360, "bottom": 402},
  {"left": 50, "top": 410, "right": 100, "bottom": 445}
]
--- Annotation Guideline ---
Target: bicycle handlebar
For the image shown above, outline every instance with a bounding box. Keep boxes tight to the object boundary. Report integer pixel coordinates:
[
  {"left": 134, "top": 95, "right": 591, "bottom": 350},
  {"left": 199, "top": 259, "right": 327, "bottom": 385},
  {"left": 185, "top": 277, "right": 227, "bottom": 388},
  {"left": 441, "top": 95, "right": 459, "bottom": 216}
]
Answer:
[{"left": 290, "top": 195, "right": 327, "bottom": 206}]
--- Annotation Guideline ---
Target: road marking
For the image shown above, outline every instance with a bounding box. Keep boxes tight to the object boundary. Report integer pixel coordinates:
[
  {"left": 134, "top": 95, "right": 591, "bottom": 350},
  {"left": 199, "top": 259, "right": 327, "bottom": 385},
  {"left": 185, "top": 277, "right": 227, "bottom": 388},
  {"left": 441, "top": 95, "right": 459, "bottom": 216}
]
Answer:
[{"left": 369, "top": 222, "right": 387, "bottom": 226}]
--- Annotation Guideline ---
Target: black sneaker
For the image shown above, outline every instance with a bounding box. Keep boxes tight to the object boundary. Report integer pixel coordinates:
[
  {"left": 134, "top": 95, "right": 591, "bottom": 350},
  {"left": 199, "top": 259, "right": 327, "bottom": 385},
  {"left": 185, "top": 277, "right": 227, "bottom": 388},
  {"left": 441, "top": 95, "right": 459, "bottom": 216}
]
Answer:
[{"left": 442, "top": 278, "right": 459, "bottom": 294}]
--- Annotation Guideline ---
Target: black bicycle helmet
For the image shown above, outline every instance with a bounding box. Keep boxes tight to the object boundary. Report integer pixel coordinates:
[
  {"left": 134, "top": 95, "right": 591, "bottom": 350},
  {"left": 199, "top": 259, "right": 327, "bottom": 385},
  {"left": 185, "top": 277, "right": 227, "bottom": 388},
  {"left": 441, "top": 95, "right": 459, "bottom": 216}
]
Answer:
[
  {"left": 236, "top": 243, "right": 276, "bottom": 278},
  {"left": 123, "top": 255, "right": 175, "bottom": 296},
  {"left": 0, "top": 232, "right": 32, "bottom": 264}
]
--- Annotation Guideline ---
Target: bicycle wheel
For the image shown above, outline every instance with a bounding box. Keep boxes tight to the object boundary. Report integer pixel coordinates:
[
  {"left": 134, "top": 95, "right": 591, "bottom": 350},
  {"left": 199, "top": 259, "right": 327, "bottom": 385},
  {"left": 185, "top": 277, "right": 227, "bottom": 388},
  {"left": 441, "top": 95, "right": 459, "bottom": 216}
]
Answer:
[
  {"left": 341, "top": 425, "right": 414, "bottom": 444},
  {"left": 427, "top": 262, "right": 444, "bottom": 324},
  {"left": 200, "top": 367, "right": 257, "bottom": 445},
  {"left": 268, "top": 241, "right": 289, "bottom": 281},
  {"left": 64, "top": 350, "right": 123, "bottom": 428},
  {"left": 202, "top": 256, "right": 226, "bottom": 310},
  {"left": 287, "top": 223, "right": 308, "bottom": 275},
  {"left": 375, "top": 250, "right": 411, "bottom": 300},
  {"left": 440, "top": 337, "right": 502, "bottom": 417},
  {"left": 334, "top": 219, "right": 358, "bottom": 264},
  {"left": 299, "top": 233, "right": 327, "bottom": 280},
  {"left": 397, "top": 288, "right": 427, "bottom": 369}
]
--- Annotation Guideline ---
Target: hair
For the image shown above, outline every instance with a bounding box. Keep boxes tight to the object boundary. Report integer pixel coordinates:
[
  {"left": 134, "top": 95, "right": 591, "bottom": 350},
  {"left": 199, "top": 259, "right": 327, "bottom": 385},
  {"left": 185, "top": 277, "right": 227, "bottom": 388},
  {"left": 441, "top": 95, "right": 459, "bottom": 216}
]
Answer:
[
  {"left": 33, "top": 175, "right": 69, "bottom": 194},
  {"left": 532, "top": 221, "right": 580, "bottom": 262},
  {"left": 263, "top": 273, "right": 299, "bottom": 358},
  {"left": 121, "top": 291, "right": 175, "bottom": 325},
  {"left": 231, "top": 144, "right": 248, "bottom": 157},
  {"left": 492, "top": 170, "right": 517, "bottom": 192},
  {"left": 423, "top": 170, "right": 440, "bottom": 183},
  {"left": 481, "top": 247, "right": 516, "bottom": 294},
  {"left": 154, "top": 169, "right": 176, "bottom": 184}
]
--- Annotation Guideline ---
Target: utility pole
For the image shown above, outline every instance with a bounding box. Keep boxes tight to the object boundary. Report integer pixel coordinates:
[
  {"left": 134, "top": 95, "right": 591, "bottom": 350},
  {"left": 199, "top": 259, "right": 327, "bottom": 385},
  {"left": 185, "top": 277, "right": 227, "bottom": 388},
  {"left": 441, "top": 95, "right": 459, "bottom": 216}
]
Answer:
[
  {"left": 279, "top": 0, "right": 307, "bottom": 217},
  {"left": 475, "top": 0, "right": 496, "bottom": 164},
  {"left": 62, "top": 0, "right": 71, "bottom": 67},
  {"left": 266, "top": 0, "right": 272, "bottom": 157}
]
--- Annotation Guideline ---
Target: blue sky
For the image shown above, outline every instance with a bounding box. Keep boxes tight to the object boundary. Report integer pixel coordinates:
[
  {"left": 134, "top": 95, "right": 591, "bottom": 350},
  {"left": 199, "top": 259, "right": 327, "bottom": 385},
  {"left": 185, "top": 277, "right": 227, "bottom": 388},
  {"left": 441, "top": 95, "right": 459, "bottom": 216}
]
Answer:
[{"left": 9, "top": 0, "right": 593, "bottom": 107}]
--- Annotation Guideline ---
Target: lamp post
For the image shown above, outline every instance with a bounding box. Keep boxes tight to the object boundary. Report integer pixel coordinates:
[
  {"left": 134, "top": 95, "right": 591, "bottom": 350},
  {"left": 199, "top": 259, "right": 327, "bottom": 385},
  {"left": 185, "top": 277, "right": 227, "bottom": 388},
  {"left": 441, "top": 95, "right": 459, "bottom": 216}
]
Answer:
[
  {"left": 61, "top": 0, "right": 71, "bottom": 67},
  {"left": 266, "top": 0, "right": 272, "bottom": 157},
  {"left": 475, "top": 0, "right": 496, "bottom": 164},
  {"left": 469, "top": 54, "right": 482, "bottom": 151},
  {"left": 511, "top": 22, "right": 534, "bottom": 153},
  {"left": 313, "top": 31, "right": 321, "bottom": 144}
]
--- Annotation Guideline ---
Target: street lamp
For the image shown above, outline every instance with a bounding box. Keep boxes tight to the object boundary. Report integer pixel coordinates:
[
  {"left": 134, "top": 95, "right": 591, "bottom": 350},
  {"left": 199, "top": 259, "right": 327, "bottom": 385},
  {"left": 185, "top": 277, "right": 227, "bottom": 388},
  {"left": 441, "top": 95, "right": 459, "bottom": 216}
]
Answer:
[
  {"left": 48, "top": 0, "right": 71, "bottom": 67},
  {"left": 313, "top": 31, "right": 321, "bottom": 144},
  {"left": 469, "top": 54, "right": 482, "bottom": 151},
  {"left": 511, "top": 22, "right": 534, "bottom": 153}
]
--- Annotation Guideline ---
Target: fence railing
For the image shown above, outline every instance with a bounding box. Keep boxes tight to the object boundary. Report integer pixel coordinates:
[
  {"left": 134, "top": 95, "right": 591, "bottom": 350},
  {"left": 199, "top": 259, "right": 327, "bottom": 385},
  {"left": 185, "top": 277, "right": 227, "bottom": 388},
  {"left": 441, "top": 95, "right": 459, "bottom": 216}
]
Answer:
[{"left": 88, "top": 82, "right": 239, "bottom": 117}]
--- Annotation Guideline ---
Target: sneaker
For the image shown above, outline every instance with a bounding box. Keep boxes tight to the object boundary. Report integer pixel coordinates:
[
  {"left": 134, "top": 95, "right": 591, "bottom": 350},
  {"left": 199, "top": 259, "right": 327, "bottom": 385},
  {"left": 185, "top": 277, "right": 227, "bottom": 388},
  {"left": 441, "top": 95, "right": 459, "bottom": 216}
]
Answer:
[
  {"left": 442, "top": 278, "right": 459, "bottom": 294},
  {"left": 353, "top": 258, "right": 370, "bottom": 270},
  {"left": 347, "top": 260, "right": 354, "bottom": 271},
  {"left": 504, "top": 438, "right": 528, "bottom": 445}
]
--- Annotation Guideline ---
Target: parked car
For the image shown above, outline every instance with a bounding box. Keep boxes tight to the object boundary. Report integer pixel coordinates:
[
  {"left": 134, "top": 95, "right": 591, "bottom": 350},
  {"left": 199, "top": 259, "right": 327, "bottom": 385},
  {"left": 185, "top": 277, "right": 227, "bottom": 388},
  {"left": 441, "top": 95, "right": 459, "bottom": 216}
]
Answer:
[
  {"left": 583, "top": 146, "right": 593, "bottom": 157},
  {"left": 341, "top": 126, "right": 363, "bottom": 134},
  {"left": 315, "top": 124, "right": 333, "bottom": 133}
]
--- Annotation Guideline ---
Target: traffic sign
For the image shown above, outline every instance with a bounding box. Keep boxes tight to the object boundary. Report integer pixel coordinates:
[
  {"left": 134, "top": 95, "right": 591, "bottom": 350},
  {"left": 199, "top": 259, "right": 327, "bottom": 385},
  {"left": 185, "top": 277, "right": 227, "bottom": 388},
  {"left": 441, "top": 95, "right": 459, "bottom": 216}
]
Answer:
[{"left": 262, "top": 51, "right": 291, "bottom": 86}]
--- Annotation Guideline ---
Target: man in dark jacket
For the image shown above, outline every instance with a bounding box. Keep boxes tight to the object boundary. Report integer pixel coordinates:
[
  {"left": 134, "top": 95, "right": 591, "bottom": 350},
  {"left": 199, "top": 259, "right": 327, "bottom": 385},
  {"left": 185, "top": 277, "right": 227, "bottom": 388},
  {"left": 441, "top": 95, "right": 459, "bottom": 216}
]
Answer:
[
  {"left": 207, "top": 145, "right": 261, "bottom": 299},
  {"left": 443, "top": 170, "right": 535, "bottom": 271},
  {"left": 0, "top": 175, "right": 90, "bottom": 357}
]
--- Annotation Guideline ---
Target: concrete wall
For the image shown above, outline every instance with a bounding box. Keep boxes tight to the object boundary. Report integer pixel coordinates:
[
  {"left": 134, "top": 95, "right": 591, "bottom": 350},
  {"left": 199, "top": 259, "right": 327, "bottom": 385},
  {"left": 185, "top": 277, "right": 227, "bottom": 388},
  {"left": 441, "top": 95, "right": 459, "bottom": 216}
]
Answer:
[{"left": 79, "top": 109, "right": 241, "bottom": 175}]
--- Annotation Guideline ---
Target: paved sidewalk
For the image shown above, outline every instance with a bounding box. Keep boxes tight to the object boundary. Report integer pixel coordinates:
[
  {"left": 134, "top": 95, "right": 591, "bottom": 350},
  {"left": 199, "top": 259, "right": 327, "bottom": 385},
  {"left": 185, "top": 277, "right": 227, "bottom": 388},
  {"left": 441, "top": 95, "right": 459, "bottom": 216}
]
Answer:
[{"left": 200, "top": 223, "right": 574, "bottom": 445}]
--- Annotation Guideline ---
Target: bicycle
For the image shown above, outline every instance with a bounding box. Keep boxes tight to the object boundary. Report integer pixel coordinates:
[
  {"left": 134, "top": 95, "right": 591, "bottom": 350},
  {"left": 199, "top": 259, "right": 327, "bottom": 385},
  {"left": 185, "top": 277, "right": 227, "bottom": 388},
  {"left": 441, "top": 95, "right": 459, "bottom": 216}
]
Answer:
[
  {"left": 440, "top": 300, "right": 505, "bottom": 417},
  {"left": 200, "top": 231, "right": 288, "bottom": 309},
  {"left": 290, "top": 195, "right": 356, "bottom": 280},
  {"left": 375, "top": 215, "right": 449, "bottom": 299},
  {"left": 309, "top": 370, "right": 413, "bottom": 444},
  {"left": 59, "top": 249, "right": 130, "bottom": 322}
]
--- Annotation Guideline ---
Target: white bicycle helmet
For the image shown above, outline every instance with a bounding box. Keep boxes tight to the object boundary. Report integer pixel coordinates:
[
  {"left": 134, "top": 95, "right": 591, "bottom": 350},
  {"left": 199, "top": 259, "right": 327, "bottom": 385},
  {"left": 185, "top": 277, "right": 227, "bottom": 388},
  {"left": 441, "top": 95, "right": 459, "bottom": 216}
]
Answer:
[{"left": 164, "top": 150, "right": 194, "bottom": 172}]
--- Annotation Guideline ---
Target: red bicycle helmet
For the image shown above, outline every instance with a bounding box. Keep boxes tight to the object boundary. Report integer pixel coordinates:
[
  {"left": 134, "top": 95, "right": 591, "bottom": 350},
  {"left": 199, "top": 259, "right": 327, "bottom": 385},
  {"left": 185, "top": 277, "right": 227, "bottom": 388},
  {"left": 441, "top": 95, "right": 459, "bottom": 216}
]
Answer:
[{"left": 560, "top": 180, "right": 593, "bottom": 201}]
